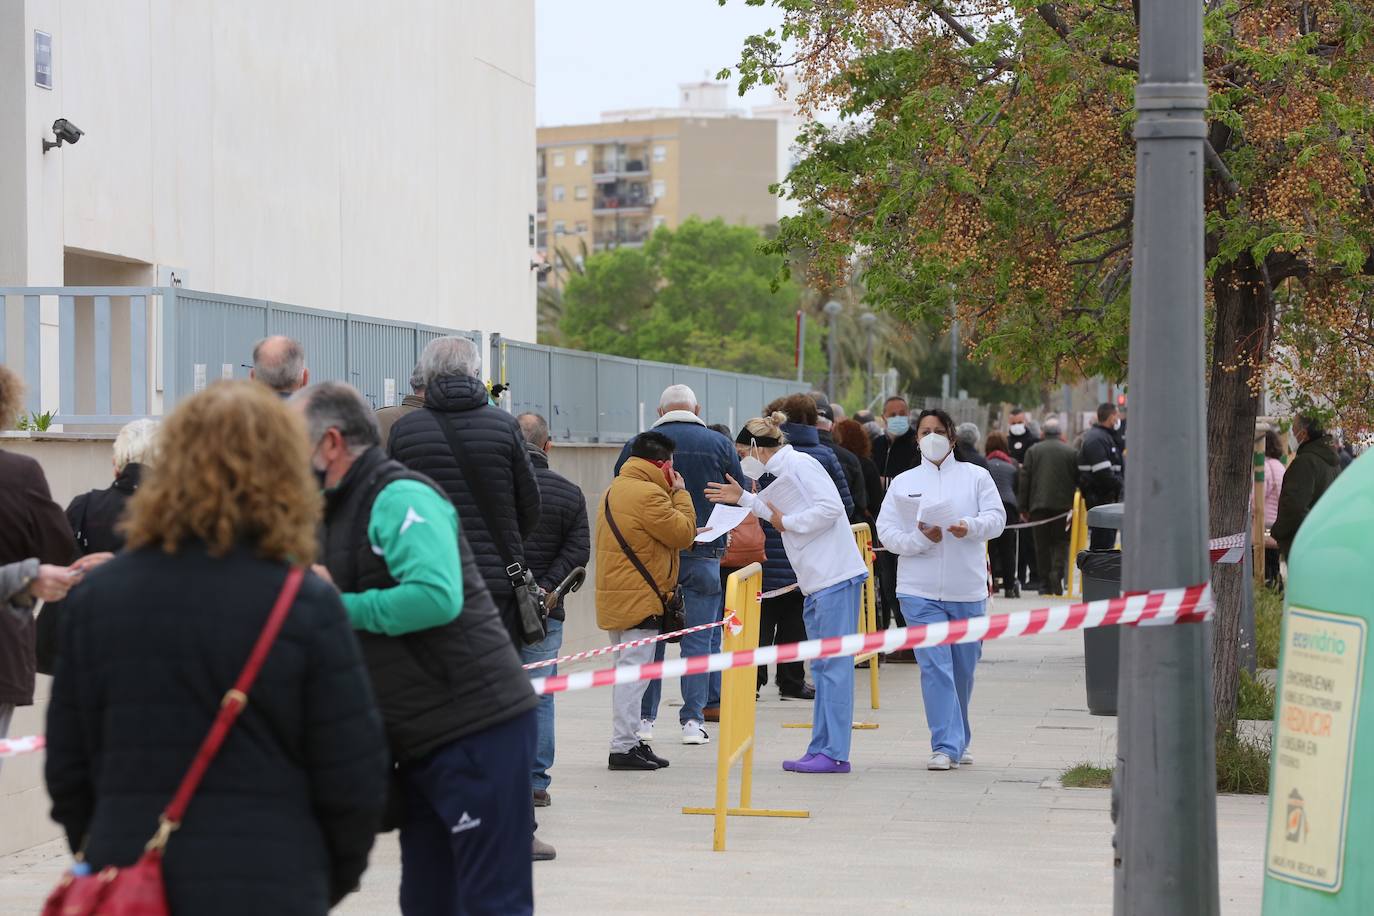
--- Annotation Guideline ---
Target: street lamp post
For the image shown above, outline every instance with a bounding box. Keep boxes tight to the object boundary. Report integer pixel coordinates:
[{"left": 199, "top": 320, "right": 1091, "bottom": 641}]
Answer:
[
  {"left": 859, "top": 312, "right": 878, "bottom": 405},
  {"left": 823, "top": 299, "right": 843, "bottom": 402},
  {"left": 1115, "top": 1, "right": 1218, "bottom": 913}
]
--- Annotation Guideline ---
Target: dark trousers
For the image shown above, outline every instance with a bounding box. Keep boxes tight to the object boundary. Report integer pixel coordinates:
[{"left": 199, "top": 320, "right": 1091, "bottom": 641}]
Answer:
[
  {"left": 1264, "top": 547, "right": 1283, "bottom": 589},
  {"left": 1017, "top": 527, "right": 1038, "bottom": 585},
  {"left": 989, "top": 503, "right": 1018, "bottom": 586},
  {"left": 758, "top": 589, "right": 807, "bottom": 692},
  {"left": 1031, "top": 508, "right": 1071, "bottom": 594},
  {"left": 875, "top": 550, "right": 907, "bottom": 629},
  {"left": 399, "top": 708, "right": 537, "bottom": 916}
]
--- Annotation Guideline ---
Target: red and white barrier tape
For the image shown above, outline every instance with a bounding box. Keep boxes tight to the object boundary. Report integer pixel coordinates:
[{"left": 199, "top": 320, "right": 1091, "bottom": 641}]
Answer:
[
  {"left": 1208, "top": 532, "right": 1247, "bottom": 565},
  {"left": 522, "top": 614, "right": 741, "bottom": 670},
  {"left": 530, "top": 584, "right": 1213, "bottom": 696},
  {"left": 0, "top": 735, "right": 44, "bottom": 759},
  {"left": 1003, "top": 510, "right": 1072, "bottom": 531}
]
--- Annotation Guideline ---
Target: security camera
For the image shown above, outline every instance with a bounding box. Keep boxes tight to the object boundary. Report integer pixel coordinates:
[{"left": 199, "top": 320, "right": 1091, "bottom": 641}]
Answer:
[
  {"left": 530, "top": 259, "right": 554, "bottom": 279},
  {"left": 42, "top": 119, "right": 84, "bottom": 153}
]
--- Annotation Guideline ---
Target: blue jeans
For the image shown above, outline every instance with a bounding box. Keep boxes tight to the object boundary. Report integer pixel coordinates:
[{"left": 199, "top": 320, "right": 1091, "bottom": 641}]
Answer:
[
  {"left": 518, "top": 617, "right": 562, "bottom": 791},
  {"left": 640, "top": 554, "right": 722, "bottom": 724},
  {"left": 803, "top": 574, "right": 867, "bottom": 762},
  {"left": 898, "top": 596, "right": 986, "bottom": 758}
]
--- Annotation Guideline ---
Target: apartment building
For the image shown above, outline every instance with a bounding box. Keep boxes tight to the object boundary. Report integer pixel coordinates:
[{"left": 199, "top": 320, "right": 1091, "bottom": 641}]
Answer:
[{"left": 535, "top": 94, "right": 777, "bottom": 276}]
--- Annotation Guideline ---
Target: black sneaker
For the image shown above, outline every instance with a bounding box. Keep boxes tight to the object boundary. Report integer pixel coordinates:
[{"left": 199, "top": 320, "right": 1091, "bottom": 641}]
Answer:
[
  {"left": 780, "top": 683, "right": 816, "bottom": 701},
  {"left": 634, "top": 741, "right": 670, "bottom": 768},
  {"left": 609, "top": 750, "right": 659, "bottom": 771}
]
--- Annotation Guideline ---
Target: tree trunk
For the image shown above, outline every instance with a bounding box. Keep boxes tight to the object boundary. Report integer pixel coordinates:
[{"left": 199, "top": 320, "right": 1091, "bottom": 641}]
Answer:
[{"left": 1206, "top": 259, "right": 1270, "bottom": 733}]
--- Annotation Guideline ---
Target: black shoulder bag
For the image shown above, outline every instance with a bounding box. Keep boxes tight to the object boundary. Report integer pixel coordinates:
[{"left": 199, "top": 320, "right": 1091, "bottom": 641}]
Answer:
[
  {"left": 425, "top": 408, "right": 546, "bottom": 646},
  {"left": 603, "top": 494, "right": 687, "bottom": 642}
]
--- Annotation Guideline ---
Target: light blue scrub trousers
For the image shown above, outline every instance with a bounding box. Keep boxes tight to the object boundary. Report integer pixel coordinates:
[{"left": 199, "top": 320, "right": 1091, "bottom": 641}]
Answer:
[
  {"left": 803, "top": 573, "right": 868, "bottom": 762},
  {"left": 898, "top": 596, "right": 986, "bottom": 759}
]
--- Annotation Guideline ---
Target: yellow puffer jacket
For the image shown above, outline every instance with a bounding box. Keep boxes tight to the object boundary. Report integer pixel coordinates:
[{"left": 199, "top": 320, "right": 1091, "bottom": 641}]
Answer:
[{"left": 595, "top": 458, "right": 698, "bottom": 632}]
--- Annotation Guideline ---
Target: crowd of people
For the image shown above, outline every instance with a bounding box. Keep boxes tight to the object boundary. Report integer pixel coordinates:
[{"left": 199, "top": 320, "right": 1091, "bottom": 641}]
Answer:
[{"left": 0, "top": 336, "right": 1356, "bottom": 913}]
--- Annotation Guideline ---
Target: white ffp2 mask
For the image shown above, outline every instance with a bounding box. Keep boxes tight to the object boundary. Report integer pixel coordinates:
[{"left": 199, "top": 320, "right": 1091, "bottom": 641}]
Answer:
[{"left": 919, "top": 433, "right": 951, "bottom": 464}]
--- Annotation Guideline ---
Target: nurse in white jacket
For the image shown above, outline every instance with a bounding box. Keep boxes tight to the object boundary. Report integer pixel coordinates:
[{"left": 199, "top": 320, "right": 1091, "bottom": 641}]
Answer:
[
  {"left": 707, "top": 413, "right": 869, "bottom": 774},
  {"left": 876, "top": 408, "right": 1005, "bottom": 771}
]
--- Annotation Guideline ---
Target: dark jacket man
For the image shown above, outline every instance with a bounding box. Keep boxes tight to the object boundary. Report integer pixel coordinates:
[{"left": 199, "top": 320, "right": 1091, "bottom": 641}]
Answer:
[
  {"left": 873, "top": 428, "right": 919, "bottom": 486},
  {"left": 1271, "top": 425, "right": 1340, "bottom": 557},
  {"left": 1019, "top": 435, "right": 1080, "bottom": 515},
  {"left": 522, "top": 442, "right": 590, "bottom": 622},
  {"left": 389, "top": 372, "right": 541, "bottom": 643},
  {"left": 65, "top": 463, "right": 143, "bottom": 555},
  {"left": 0, "top": 449, "right": 77, "bottom": 708},
  {"left": 818, "top": 426, "right": 867, "bottom": 522},
  {"left": 1007, "top": 414, "right": 1040, "bottom": 464},
  {"left": 1078, "top": 421, "right": 1124, "bottom": 508}
]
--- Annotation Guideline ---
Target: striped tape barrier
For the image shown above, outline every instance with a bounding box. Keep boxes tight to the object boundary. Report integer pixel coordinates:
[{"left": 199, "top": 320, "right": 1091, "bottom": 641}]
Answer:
[
  {"left": 521, "top": 614, "right": 741, "bottom": 671},
  {"left": 530, "top": 583, "right": 1213, "bottom": 697},
  {"left": 0, "top": 735, "right": 44, "bottom": 760}
]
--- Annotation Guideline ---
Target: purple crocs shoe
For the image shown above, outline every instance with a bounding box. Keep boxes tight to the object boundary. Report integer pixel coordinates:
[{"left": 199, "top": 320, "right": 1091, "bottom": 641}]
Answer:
[
  {"left": 782, "top": 753, "right": 818, "bottom": 772},
  {"left": 787, "top": 754, "right": 851, "bottom": 774}
]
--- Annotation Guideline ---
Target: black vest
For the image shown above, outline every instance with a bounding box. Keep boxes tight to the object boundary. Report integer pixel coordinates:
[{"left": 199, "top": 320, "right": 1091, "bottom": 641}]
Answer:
[{"left": 322, "top": 447, "right": 537, "bottom": 762}]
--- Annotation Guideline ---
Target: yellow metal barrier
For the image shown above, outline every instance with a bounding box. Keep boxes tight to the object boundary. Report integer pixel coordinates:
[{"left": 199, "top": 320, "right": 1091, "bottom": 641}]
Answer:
[
  {"left": 682, "top": 563, "right": 809, "bottom": 850},
  {"left": 1065, "top": 492, "right": 1089, "bottom": 598},
  {"left": 852, "top": 524, "right": 881, "bottom": 712}
]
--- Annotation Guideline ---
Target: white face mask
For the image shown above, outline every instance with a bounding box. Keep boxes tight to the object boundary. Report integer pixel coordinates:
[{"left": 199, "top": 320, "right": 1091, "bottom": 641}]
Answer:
[
  {"left": 1009, "top": 423, "right": 1026, "bottom": 436},
  {"left": 740, "top": 454, "right": 767, "bottom": 480},
  {"left": 919, "top": 433, "right": 951, "bottom": 464}
]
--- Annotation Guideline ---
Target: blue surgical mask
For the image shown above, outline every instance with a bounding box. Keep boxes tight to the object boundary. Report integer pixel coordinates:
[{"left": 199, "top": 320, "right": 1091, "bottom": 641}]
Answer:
[{"left": 886, "top": 415, "right": 910, "bottom": 437}]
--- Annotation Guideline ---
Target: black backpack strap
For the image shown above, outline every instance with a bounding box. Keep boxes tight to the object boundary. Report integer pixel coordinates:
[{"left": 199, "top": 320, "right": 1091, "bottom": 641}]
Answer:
[
  {"left": 603, "top": 494, "right": 670, "bottom": 613},
  {"left": 425, "top": 408, "right": 523, "bottom": 579}
]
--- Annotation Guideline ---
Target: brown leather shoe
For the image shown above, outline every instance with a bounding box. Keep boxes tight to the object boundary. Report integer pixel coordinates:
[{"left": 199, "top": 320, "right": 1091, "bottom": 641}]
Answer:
[
  {"left": 703, "top": 706, "right": 720, "bottom": 722},
  {"left": 533, "top": 788, "right": 551, "bottom": 807}
]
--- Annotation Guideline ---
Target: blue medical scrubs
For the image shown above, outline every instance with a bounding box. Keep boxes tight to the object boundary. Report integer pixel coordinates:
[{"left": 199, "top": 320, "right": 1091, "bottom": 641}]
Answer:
[
  {"left": 897, "top": 596, "right": 986, "bottom": 758},
  {"left": 804, "top": 573, "right": 868, "bottom": 762}
]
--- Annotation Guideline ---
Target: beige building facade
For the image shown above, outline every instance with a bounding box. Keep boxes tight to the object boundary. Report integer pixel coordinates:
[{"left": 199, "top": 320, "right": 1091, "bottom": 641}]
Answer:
[{"left": 535, "top": 114, "right": 776, "bottom": 275}]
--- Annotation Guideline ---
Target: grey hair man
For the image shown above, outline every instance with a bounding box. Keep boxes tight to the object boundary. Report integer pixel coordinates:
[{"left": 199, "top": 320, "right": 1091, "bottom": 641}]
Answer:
[
  {"left": 1018, "top": 415, "right": 1080, "bottom": 595},
  {"left": 292, "top": 380, "right": 545, "bottom": 897},
  {"left": 250, "top": 336, "right": 309, "bottom": 396},
  {"left": 954, "top": 422, "right": 989, "bottom": 470},
  {"left": 65, "top": 418, "right": 160, "bottom": 556},
  {"left": 513, "top": 412, "right": 590, "bottom": 813},
  {"left": 1270, "top": 413, "right": 1340, "bottom": 557},
  {"left": 389, "top": 337, "right": 542, "bottom": 647},
  {"left": 375, "top": 364, "right": 427, "bottom": 447},
  {"left": 614, "top": 385, "right": 743, "bottom": 743}
]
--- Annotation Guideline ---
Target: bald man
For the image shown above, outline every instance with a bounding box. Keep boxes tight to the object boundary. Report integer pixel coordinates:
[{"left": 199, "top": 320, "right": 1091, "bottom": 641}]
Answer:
[{"left": 250, "top": 336, "right": 309, "bottom": 396}]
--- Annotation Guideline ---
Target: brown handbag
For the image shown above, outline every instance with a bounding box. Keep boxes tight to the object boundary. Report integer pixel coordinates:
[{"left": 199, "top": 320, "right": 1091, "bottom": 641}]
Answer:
[{"left": 721, "top": 512, "right": 766, "bottom": 569}]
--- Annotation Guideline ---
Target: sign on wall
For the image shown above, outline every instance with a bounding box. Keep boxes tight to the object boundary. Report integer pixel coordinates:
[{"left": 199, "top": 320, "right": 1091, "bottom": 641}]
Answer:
[{"left": 34, "top": 31, "right": 52, "bottom": 89}]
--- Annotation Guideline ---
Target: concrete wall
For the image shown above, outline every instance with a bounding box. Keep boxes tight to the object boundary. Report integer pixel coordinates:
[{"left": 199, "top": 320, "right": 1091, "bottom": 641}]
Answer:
[
  {"left": 0, "top": 434, "right": 625, "bottom": 855},
  {"left": 2, "top": 0, "right": 536, "bottom": 339}
]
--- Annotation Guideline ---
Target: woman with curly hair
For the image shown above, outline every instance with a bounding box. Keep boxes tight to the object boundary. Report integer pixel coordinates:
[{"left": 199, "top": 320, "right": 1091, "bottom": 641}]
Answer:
[{"left": 44, "top": 381, "right": 389, "bottom": 915}]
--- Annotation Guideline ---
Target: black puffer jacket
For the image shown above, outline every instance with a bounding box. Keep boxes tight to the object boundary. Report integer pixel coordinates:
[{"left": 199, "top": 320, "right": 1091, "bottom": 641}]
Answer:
[
  {"left": 65, "top": 463, "right": 143, "bottom": 555},
  {"left": 45, "top": 544, "right": 389, "bottom": 915},
  {"left": 387, "top": 374, "right": 541, "bottom": 633},
  {"left": 522, "top": 444, "right": 590, "bottom": 622}
]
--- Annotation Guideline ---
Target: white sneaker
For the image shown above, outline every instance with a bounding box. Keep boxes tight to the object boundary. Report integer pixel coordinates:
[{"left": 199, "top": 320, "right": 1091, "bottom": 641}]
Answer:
[
  {"left": 928, "top": 752, "right": 958, "bottom": 770},
  {"left": 682, "top": 720, "right": 711, "bottom": 745},
  {"left": 637, "top": 718, "right": 654, "bottom": 741},
  {"left": 960, "top": 749, "right": 973, "bottom": 766}
]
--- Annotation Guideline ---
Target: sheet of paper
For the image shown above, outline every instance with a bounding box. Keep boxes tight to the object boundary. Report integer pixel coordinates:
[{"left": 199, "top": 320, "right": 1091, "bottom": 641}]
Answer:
[
  {"left": 916, "top": 497, "right": 960, "bottom": 529},
  {"left": 695, "top": 503, "right": 752, "bottom": 542},
  {"left": 890, "top": 493, "right": 922, "bottom": 529},
  {"left": 755, "top": 474, "right": 809, "bottom": 516}
]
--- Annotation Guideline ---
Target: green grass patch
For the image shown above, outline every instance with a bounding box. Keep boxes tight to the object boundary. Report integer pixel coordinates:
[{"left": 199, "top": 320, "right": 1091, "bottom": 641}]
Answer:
[
  {"left": 1237, "top": 669, "right": 1276, "bottom": 721},
  {"left": 1255, "top": 586, "right": 1284, "bottom": 669},
  {"left": 1061, "top": 762, "right": 1113, "bottom": 788},
  {"left": 1216, "top": 730, "right": 1271, "bottom": 795}
]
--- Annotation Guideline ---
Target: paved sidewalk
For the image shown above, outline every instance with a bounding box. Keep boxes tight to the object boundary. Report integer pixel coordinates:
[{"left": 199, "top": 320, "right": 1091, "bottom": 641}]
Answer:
[{"left": 0, "top": 594, "right": 1267, "bottom": 914}]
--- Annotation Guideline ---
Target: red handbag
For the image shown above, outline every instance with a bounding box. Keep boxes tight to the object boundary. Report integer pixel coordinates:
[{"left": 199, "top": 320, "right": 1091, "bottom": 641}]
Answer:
[{"left": 43, "top": 568, "right": 305, "bottom": 916}]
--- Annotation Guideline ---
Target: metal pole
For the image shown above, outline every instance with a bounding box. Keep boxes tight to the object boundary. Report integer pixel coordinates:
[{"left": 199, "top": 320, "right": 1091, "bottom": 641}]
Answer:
[
  {"left": 1115, "top": 0, "right": 1218, "bottom": 912},
  {"left": 860, "top": 312, "right": 877, "bottom": 404},
  {"left": 796, "top": 311, "right": 806, "bottom": 383},
  {"left": 823, "top": 300, "right": 842, "bottom": 401}
]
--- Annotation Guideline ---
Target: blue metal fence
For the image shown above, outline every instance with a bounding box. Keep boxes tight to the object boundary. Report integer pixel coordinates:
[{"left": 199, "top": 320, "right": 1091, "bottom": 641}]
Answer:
[{"left": 492, "top": 335, "right": 807, "bottom": 443}]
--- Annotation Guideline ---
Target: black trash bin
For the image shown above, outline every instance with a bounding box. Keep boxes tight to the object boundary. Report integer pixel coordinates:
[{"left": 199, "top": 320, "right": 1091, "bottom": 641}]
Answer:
[{"left": 1080, "top": 503, "right": 1123, "bottom": 716}]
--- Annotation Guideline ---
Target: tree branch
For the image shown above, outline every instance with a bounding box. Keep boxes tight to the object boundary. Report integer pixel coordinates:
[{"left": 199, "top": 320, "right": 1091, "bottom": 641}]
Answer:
[
  {"left": 1204, "top": 140, "right": 1242, "bottom": 198},
  {"left": 1067, "top": 240, "right": 1131, "bottom": 266},
  {"left": 1036, "top": 4, "right": 1139, "bottom": 71}
]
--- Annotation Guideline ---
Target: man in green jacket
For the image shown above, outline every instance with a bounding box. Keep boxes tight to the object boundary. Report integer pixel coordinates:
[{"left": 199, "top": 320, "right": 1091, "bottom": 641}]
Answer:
[
  {"left": 1018, "top": 418, "right": 1080, "bottom": 596},
  {"left": 1271, "top": 414, "right": 1341, "bottom": 558}
]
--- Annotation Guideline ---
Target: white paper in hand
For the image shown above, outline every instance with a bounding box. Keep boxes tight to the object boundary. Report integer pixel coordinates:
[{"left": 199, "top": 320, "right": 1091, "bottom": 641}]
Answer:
[
  {"left": 756, "top": 474, "right": 808, "bottom": 517},
  {"left": 891, "top": 493, "right": 922, "bottom": 529},
  {"left": 695, "top": 504, "right": 752, "bottom": 543},
  {"left": 916, "top": 497, "right": 959, "bottom": 529}
]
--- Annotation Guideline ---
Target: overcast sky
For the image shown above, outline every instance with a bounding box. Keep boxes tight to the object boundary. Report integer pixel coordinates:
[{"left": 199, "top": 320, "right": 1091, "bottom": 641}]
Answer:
[{"left": 535, "top": 0, "right": 783, "bottom": 126}]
